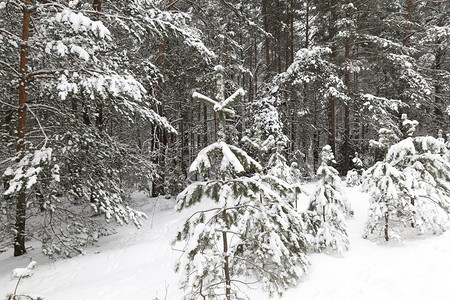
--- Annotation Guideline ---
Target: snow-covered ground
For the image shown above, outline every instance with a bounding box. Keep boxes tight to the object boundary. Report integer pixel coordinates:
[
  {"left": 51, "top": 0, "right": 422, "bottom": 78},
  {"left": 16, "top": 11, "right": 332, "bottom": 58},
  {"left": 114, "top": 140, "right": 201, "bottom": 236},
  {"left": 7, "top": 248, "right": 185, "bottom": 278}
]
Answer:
[{"left": 1, "top": 185, "right": 450, "bottom": 299}]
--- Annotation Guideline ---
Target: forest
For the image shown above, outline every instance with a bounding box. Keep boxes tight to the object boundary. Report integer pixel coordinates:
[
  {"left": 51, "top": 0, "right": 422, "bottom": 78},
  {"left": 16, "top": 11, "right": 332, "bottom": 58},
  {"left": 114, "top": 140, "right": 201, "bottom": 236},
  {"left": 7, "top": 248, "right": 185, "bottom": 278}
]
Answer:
[{"left": 0, "top": 0, "right": 449, "bottom": 299}]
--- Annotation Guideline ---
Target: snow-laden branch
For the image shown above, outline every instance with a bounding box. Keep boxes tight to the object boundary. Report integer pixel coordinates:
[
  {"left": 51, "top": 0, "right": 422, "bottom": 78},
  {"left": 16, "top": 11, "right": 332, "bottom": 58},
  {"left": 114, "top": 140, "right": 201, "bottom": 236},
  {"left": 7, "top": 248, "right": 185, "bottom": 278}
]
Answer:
[
  {"left": 192, "top": 92, "right": 235, "bottom": 116},
  {"left": 213, "top": 88, "right": 244, "bottom": 114}
]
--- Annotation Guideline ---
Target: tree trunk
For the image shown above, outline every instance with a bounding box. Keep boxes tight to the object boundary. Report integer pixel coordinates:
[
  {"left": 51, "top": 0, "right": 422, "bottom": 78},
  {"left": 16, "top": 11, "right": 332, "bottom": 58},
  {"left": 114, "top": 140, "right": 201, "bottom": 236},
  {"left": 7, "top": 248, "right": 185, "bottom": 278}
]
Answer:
[
  {"left": 222, "top": 210, "right": 231, "bottom": 300},
  {"left": 93, "top": 0, "right": 103, "bottom": 129},
  {"left": 328, "top": 9, "right": 337, "bottom": 155},
  {"left": 14, "top": 0, "right": 32, "bottom": 257},
  {"left": 384, "top": 212, "right": 389, "bottom": 242},
  {"left": 203, "top": 104, "right": 208, "bottom": 147},
  {"left": 152, "top": 0, "right": 174, "bottom": 197},
  {"left": 263, "top": 0, "right": 270, "bottom": 66},
  {"left": 276, "top": 0, "right": 281, "bottom": 74},
  {"left": 343, "top": 1, "right": 351, "bottom": 175},
  {"left": 433, "top": 3, "right": 445, "bottom": 129},
  {"left": 254, "top": 36, "right": 258, "bottom": 96},
  {"left": 329, "top": 97, "right": 336, "bottom": 155},
  {"left": 305, "top": 0, "right": 309, "bottom": 48},
  {"left": 403, "top": 0, "right": 413, "bottom": 46},
  {"left": 290, "top": 0, "right": 294, "bottom": 64},
  {"left": 249, "top": 39, "right": 254, "bottom": 102},
  {"left": 92, "top": 0, "right": 101, "bottom": 11}
]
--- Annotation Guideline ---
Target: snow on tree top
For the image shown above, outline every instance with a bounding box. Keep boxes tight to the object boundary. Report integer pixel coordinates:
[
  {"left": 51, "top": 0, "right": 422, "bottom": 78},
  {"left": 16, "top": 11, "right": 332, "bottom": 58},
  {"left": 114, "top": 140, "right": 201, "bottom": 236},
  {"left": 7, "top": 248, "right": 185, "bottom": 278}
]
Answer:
[{"left": 12, "top": 261, "right": 37, "bottom": 279}]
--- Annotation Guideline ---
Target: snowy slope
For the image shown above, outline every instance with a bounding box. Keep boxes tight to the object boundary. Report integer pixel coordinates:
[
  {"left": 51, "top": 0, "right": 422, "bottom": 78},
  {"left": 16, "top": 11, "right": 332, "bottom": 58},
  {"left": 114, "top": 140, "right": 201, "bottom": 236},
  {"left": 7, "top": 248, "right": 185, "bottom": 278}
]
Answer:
[{"left": 1, "top": 186, "right": 450, "bottom": 299}]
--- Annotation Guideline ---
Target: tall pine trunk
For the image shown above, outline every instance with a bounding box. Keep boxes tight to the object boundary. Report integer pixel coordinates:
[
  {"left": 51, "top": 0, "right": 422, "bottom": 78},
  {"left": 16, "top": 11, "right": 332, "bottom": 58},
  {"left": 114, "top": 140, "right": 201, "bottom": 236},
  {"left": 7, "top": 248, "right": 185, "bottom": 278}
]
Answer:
[
  {"left": 262, "top": 0, "right": 270, "bottom": 66},
  {"left": 93, "top": 0, "right": 103, "bottom": 129},
  {"left": 403, "top": 0, "right": 413, "bottom": 46},
  {"left": 343, "top": 1, "right": 351, "bottom": 174},
  {"left": 152, "top": 0, "right": 175, "bottom": 197},
  {"left": 328, "top": 9, "right": 337, "bottom": 155},
  {"left": 14, "top": 0, "right": 32, "bottom": 257}
]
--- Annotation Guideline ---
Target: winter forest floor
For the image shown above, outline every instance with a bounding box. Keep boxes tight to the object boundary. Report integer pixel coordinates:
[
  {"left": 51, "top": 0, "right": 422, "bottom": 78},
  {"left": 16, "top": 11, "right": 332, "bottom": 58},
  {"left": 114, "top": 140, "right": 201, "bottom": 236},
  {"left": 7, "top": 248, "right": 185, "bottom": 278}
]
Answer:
[{"left": 1, "top": 184, "right": 450, "bottom": 300}]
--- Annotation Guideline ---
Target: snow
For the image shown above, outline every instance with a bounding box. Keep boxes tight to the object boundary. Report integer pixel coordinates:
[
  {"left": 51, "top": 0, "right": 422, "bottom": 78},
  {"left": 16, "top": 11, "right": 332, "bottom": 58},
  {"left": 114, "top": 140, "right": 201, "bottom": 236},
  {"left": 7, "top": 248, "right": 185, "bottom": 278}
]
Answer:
[
  {"left": 70, "top": 45, "right": 90, "bottom": 61},
  {"left": 1, "top": 187, "right": 450, "bottom": 299},
  {"left": 12, "top": 261, "right": 37, "bottom": 279},
  {"left": 54, "top": 9, "right": 110, "bottom": 40}
]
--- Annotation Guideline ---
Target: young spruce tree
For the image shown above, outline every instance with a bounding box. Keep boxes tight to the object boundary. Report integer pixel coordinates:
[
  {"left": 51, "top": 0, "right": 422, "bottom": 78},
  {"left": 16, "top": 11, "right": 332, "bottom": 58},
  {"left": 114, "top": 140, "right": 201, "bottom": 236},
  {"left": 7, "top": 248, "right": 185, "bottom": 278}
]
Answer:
[{"left": 173, "top": 66, "right": 309, "bottom": 299}]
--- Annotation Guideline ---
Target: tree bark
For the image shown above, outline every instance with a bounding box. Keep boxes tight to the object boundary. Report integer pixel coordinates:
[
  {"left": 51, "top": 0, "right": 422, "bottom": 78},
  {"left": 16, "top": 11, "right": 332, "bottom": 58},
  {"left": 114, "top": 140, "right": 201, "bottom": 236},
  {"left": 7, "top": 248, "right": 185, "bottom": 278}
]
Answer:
[
  {"left": 384, "top": 212, "right": 389, "bottom": 242},
  {"left": 290, "top": 0, "right": 294, "bottom": 64},
  {"left": 329, "top": 97, "right": 336, "bottom": 155},
  {"left": 152, "top": 0, "right": 174, "bottom": 197},
  {"left": 254, "top": 36, "right": 258, "bottom": 95},
  {"left": 328, "top": 9, "right": 337, "bottom": 155},
  {"left": 262, "top": 0, "right": 270, "bottom": 66},
  {"left": 275, "top": 0, "right": 281, "bottom": 74},
  {"left": 222, "top": 210, "right": 231, "bottom": 300},
  {"left": 93, "top": 0, "right": 103, "bottom": 129},
  {"left": 403, "top": 0, "right": 413, "bottom": 46},
  {"left": 14, "top": 0, "right": 32, "bottom": 257},
  {"left": 343, "top": 1, "right": 351, "bottom": 175},
  {"left": 276, "top": 0, "right": 281, "bottom": 74},
  {"left": 305, "top": 0, "right": 309, "bottom": 48},
  {"left": 92, "top": 0, "right": 101, "bottom": 11}
]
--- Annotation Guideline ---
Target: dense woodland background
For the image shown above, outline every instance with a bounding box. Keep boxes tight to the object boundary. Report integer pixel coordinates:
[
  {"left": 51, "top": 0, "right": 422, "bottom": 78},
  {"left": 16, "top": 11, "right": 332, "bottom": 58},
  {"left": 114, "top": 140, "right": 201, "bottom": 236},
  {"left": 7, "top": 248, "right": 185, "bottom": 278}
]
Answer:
[{"left": 0, "top": 0, "right": 449, "bottom": 257}]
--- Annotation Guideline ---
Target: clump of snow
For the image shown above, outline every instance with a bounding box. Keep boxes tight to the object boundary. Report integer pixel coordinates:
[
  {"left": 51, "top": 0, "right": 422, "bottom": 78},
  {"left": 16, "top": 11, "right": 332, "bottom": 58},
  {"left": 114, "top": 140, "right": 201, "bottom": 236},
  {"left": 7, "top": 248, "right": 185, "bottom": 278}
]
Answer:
[
  {"left": 12, "top": 261, "right": 37, "bottom": 279},
  {"left": 3, "top": 148, "right": 53, "bottom": 195},
  {"left": 70, "top": 45, "right": 89, "bottom": 61},
  {"left": 53, "top": 9, "right": 111, "bottom": 40}
]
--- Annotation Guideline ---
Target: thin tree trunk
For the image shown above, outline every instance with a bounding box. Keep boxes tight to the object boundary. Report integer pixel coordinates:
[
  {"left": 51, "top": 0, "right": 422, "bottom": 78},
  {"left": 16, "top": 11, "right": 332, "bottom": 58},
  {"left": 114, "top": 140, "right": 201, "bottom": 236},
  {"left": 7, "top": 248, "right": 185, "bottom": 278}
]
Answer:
[
  {"left": 433, "top": 3, "right": 444, "bottom": 128},
  {"left": 384, "top": 212, "right": 389, "bottom": 242},
  {"left": 343, "top": 1, "right": 351, "bottom": 174},
  {"left": 222, "top": 210, "right": 231, "bottom": 300},
  {"left": 329, "top": 97, "right": 336, "bottom": 154},
  {"left": 254, "top": 36, "right": 258, "bottom": 96},
  {"left": 276, "top": 0, "right": 281, "bottom": 74},
  {"left": 305, "top": 0, "right": 309, "bottom": 48},
  {"left": 152, "top": 0, "right": 174, "bottom": 196},
  {"left": 328, "top": 9, "right": 337, "bottom": 155},
  {"left": 203, "top": 105, "right": 207, "bottom": 147},
  {"left": 402, "top": 0, "right": 417, "bottom": 221},
  {"left": 263, "top": 0, "right": 270, "bottom": 66},
  {"left": 249, "top": 39, "right": 254, "bottom": 102},
  {"left": 14, "top": 0, "right": 32, "bottom": 257},
  {"left": 383, "top": 164, "right": 389, "bottom": 241},
  {"left": 290, "top": 0, "right": 294, "bottom": 64},
  {"left": 93, "top": 0, "right": 103, "bottom": 129}
]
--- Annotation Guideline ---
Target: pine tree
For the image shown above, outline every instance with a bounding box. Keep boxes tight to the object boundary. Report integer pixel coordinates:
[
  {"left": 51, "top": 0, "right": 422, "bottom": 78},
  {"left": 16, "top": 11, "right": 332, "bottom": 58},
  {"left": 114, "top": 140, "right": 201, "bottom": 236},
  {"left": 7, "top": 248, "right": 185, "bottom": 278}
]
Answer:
[
  {"left": 303, "top": 145, "right": 350, "bottom": 254},
  {"left": 241, "top": 116, "right": 276, "bottom": 166},
  {"left": 363, "top": 118, "right": 450, "bottom": 242},
  {"left": 266, "top": 142, "right": 306, "bottom": 208},
  {"left": 346, "top": 152, "right": 363, "bottom": 187},
  {"left": 0, "top": 0, "right": 197, "bottom": 257},
  {"left": 173, "top": 66, "right": 309, "bottom": 299}
]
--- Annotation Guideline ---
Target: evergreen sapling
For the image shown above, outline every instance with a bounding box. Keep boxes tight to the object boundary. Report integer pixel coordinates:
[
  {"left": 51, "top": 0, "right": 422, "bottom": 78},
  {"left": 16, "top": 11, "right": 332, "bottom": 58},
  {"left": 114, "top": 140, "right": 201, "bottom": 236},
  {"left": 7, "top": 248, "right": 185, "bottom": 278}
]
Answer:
[
  {"left": 346, "top": 152, "right": 364, "bottom": 187},
  {"left": 173, "top": 66, "right": 309, "bottom": 299},
  {"left": 303, "top": 145, "right": 351, "bottom": 254},
  {"left": 363, "top": 117, "right": 450, "bottom": 242}
]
